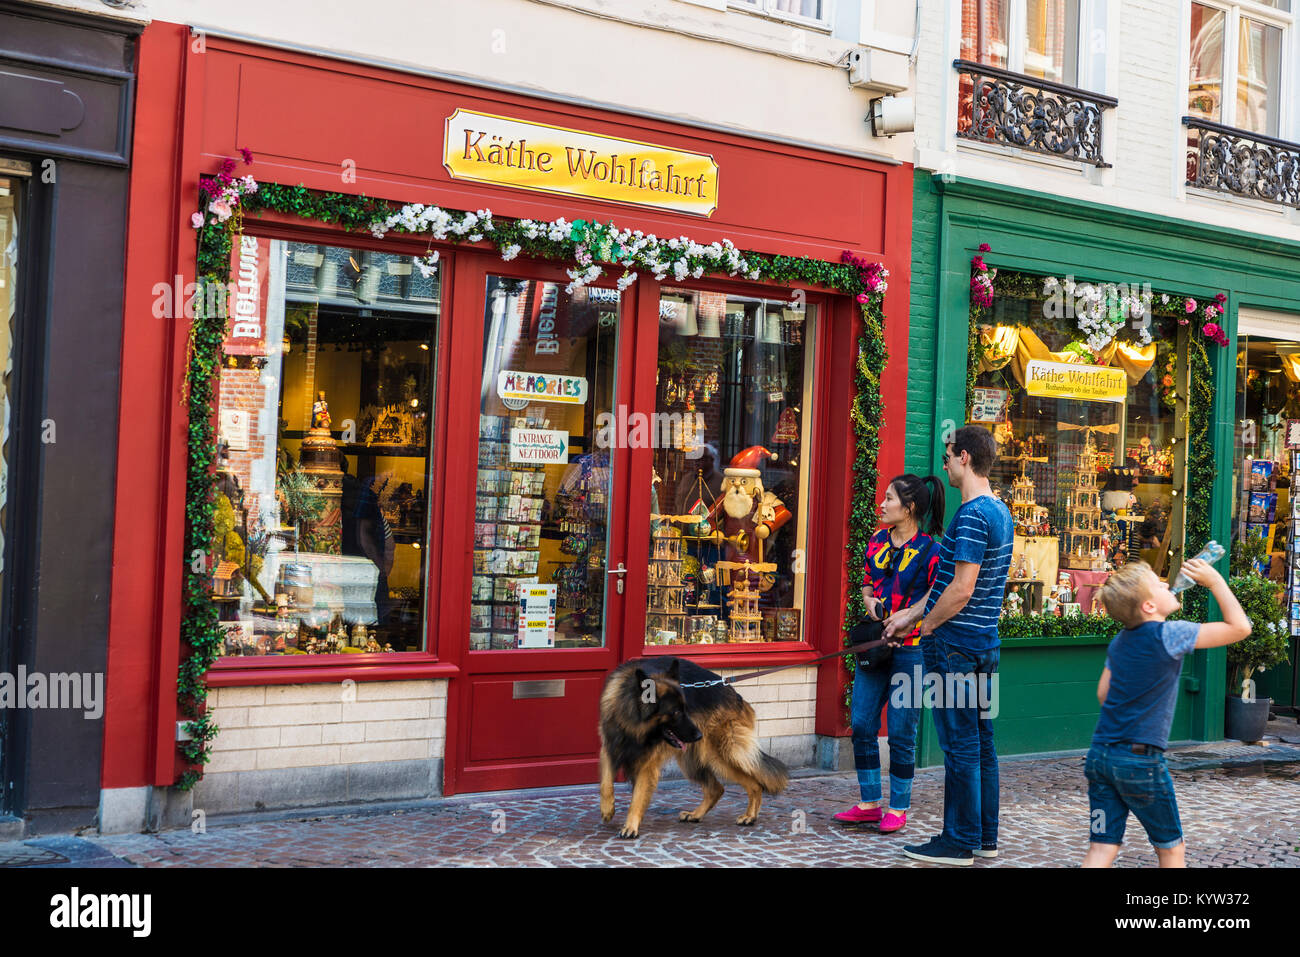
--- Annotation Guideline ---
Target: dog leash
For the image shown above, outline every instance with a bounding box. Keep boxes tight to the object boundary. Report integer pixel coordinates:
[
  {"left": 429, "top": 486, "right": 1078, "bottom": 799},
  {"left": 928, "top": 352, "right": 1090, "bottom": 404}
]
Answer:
[{"left": 677, "top": 636, "right": 893, "bottom": 689}]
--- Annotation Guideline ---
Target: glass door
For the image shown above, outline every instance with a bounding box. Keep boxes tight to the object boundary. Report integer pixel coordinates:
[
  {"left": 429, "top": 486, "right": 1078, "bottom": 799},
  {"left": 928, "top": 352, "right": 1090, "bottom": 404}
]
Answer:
[
  {"left": 472, "top": 275, "right": 621, "bottom": 651},
  {"left": 451, "top": 261, "right": 627, "bottom": 794}
]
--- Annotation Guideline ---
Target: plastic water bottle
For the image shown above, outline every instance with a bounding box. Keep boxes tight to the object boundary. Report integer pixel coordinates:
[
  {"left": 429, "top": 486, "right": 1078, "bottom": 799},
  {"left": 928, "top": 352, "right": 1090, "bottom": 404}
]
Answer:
[{"left": 1170, "top": 541, "right": 1226, "bottom": 594}]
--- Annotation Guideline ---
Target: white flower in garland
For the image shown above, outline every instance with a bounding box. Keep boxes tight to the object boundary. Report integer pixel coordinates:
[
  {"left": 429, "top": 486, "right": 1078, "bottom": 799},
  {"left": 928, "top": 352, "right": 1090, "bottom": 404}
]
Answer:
[
  {"left": 414, "top": 251, "right": 440, "bottom": 278},
  {"left": 501, "top": 244, "right": 521, "bottom": 262}
]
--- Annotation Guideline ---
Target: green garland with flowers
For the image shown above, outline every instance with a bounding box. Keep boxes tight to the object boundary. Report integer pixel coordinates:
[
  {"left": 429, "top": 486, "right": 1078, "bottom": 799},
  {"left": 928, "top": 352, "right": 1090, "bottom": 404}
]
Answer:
[
  {"left": 175, "top": 153, "right": 891, "bottom": 785},
  {"left": 966, "top": 246, "right": 1221, "bottom": 637}
]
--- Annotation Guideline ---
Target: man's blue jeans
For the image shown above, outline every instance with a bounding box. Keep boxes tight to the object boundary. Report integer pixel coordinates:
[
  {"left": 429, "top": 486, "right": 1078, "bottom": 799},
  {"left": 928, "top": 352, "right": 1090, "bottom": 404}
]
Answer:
[
  {"left": 922, "top": 632, "right": 1000, "bottom": 851},
  {"left": 850, "top": 645, "right": 923, "bottom": 809}
]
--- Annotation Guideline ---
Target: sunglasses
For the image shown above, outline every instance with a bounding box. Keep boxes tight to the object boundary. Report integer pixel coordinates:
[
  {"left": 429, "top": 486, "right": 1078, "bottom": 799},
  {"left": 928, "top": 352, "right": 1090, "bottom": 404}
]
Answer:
[{"left": 943, "top": 448, "right": 965, "bottom": 468}]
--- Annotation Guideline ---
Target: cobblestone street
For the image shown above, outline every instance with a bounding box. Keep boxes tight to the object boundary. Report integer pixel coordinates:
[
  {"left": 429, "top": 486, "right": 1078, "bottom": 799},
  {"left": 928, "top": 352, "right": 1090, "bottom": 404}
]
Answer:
[{"left": 2, "top": 731, "right": 1290, "bottom": 869}]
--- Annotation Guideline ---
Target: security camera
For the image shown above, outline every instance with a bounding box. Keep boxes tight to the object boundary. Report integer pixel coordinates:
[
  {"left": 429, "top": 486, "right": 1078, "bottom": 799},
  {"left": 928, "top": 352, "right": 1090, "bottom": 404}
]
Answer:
[{"left": 869, "top": 95, "right": 915, "bottom": 137}]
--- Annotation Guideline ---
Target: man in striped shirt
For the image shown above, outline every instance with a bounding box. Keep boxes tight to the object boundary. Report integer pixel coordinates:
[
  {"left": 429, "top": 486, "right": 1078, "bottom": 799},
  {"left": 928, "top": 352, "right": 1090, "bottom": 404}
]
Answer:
[{"left": 884, "top": 426, "right": 1013, "bottom": 865}]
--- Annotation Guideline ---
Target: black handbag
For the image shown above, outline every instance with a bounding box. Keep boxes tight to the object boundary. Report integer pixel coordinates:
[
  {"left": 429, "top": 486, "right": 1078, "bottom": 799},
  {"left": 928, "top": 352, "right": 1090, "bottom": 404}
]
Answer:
[{"left": 850, "top": 616, "right": 893, "bottom": 671}]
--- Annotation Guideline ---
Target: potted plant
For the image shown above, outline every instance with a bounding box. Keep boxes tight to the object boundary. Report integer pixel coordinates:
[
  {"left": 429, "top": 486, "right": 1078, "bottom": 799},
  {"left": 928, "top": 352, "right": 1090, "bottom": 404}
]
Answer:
[{"left": 1225, "top": 536, "right": 1292, "bottom": 741}]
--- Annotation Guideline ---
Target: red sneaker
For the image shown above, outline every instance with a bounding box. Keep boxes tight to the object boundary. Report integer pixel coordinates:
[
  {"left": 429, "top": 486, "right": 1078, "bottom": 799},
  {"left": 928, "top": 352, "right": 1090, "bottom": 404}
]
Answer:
[
  {"left": 833, "top": 805, "right": 884, "bottom": 824},
  {"left": 879, "top": 811, "right": 907, "bottom": 833}
]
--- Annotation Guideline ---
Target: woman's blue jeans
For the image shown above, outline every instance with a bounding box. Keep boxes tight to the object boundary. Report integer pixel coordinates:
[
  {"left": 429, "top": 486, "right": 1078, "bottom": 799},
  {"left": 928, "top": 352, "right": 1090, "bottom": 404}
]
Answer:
[{"left": 850, "top": 644, "right": 923, "bottom": 810}]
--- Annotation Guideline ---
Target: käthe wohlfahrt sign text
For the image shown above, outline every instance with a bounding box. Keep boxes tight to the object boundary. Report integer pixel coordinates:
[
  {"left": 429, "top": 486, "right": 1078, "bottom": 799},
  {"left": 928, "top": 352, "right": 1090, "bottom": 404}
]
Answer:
[{"left": 444, "top": 109, "right": 719, "bottom": 216}]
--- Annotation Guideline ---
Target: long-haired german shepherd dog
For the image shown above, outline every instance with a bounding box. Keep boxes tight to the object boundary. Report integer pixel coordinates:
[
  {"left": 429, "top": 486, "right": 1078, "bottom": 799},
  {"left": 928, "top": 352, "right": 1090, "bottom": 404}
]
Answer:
[{"left": 598, "top": 656, "right": 789, "bottom": 838}]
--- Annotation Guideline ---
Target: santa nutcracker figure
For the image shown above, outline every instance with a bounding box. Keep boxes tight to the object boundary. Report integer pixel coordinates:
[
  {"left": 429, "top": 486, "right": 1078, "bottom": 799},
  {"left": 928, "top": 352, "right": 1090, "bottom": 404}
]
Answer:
[{"left": 708, "top": 445, "right": 792, "bottom": 566}]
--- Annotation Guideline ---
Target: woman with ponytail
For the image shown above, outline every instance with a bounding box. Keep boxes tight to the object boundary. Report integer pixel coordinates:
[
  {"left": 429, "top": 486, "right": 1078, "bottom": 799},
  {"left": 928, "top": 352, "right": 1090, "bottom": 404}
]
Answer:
[{"left": 833, "top": 473, "right": 945, "bottom": 834}]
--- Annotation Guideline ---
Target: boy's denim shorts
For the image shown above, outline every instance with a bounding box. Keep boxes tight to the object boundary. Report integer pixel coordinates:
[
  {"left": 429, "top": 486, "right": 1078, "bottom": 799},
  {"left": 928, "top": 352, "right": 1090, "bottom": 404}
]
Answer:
[{"left": 1084, "top": 742, "right": 1184, "bottom": 849}]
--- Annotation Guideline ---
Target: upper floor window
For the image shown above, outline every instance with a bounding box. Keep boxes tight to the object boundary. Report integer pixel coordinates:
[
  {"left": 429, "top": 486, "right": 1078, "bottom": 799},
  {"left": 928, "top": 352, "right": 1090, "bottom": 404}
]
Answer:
[
  {"left": 1189, "top": 1, "right": 1291, "bottom": 137},
  {"left": 730, "top": 0, "right": 830, "bottom": 28},
  {"left": 962, "top": 0, "right": 1080, "bottom": 86}
]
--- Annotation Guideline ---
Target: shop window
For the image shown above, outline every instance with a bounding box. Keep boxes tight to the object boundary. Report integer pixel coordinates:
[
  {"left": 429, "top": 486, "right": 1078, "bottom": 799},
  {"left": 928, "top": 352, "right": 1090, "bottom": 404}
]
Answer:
[
  {"left": 1232, "top": 335, "right": 1300, "bottom": 636},
  {"left": 213, "top": 239, "right": 440, "bottom": 656},
  {"left": 645, "top": 287, "right": 813, "bottom": 645},
  {"left": 970, "top": 284, "right": 1187, "bottom": 616},
  {"left": 1188, "top": 1, "right": 1290, "bottom": 137},
  {"left": 473, "top": 276, "right": 619, "bottom": 650}
]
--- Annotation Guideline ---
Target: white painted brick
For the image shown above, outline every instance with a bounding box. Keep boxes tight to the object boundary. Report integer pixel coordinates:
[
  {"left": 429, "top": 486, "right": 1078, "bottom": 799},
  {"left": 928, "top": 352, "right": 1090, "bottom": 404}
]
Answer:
[
  {"left": 321, "top": 722, "right": 367, "bottom": 745},
  {"left": 762, "top": 717, "right": 811, "bottom": 738},
  {"left": 214, "top": 707, "right": 248, "bottom": 728},
  {"left": 215, "top": 726, "right": 281, "bottom": 751},
  {"left": 777, "top": 682, "right": 815, "bottom": 702},
  {"left": 342, "top": 699, "right": 430, "bottom": 723},
  {"left": 364, "top": 719, "right": 436, "bottom": 742},
  {"left": 750, "top": 701, "right": 788, "bottom": 721},
  {"left": 245, "top": 703, "right": 342, "bottom": 727},
  {"left": 280, "top": 724, "right": 324, "bottom": 747},
  {"left": 339, "top": 739, "right": 432, "bottom": 764},
  {"left": 256, "top": 744, "right": 341, "bottom": 770},
  {"left": 356, "top": 680, "right": 437, "bottom": 701},
  {"left": 430, "top": 680, "right": 449, "bottom": 698},
  {"left": 786, "top": 698, "right": 816, "bottom": 719},
  {"left": 736, "top": 683, "right": 778, "bottom": 703},
  {"left": 212, "top": 686, "right": 264, "bottom": 708},
  {"left": 204, "top": 749, "right": 257, "bottom": 774},
  {"left": 265, "top": 684, "right": 347, "bottom": 705},
  {"left": 430, "top": 736, "right": 446, "bottom": 759}
]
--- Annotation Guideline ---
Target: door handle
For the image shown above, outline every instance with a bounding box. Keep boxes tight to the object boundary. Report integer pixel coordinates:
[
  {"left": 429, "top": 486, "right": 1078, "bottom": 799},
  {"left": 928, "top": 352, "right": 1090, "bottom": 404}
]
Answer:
[{"left": 607, "top": 562, "right": 627, "bottom": 594}]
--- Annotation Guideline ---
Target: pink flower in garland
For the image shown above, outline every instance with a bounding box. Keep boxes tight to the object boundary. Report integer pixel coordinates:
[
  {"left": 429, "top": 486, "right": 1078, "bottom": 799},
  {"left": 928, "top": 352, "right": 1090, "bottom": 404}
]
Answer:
[
  {"left": 856, "top": 292, "right": 869, "bottom": 304},
  {"left": 208, "top": 199, "right": 233, "bottom": 222},
  {"left": 1184, "top": 298, "right": 1197, "bottom": 313},
  {"left": 1215, "top": 292, "right": 1227, "bottom": 305},
  {"left": 979, "top": 243, "right": 991, "bottom": 252},
  {"left": 239, "top": 147, "right": 254, "bottom": 165},
  {"left": 191, "top": 212, "right": 205, "bottom": 229},
  {"left": 1203, "top": 322, "right": 1221, "bottom": 339},
  {"left": 972, "top": 256, "right": 986, "bottom": 271}
]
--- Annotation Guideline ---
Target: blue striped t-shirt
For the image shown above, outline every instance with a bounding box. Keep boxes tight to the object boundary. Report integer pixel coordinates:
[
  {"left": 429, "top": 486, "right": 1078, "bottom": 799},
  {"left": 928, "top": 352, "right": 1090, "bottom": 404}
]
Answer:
[{"left": 924, "top": 494, "right": 1014, "bottom": 652}]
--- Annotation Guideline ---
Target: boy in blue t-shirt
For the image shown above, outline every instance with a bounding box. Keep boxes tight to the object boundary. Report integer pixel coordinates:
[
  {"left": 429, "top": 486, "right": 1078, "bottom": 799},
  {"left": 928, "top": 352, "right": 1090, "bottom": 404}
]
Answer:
[{"left": 1083, "top": 557, "right": 1251, "bottom": 868}]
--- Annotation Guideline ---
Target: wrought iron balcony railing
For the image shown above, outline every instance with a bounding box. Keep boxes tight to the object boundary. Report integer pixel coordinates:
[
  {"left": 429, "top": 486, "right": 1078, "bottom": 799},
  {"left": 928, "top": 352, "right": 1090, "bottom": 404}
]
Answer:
[
  {"left": 955, "top": 59, "right": 1117, "bottom": 167},
  {"left": 1183, "top": 116, "right": 1300, "bottom": 209}
]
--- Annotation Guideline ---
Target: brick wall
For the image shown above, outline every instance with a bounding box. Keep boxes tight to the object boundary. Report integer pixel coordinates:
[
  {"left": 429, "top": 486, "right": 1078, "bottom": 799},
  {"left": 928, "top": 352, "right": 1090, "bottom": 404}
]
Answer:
[
  {"left": 217, "top": 365, "right": 272, "bottom": 516},
  {"left": 203, "top": 679, "right": 447, "bottom": 773},
  {"left": 906, "top": 171, "right": 940, "bottom": 476},
  {"left": 715, "top": 664, "right": 816, "bottom": 768}
]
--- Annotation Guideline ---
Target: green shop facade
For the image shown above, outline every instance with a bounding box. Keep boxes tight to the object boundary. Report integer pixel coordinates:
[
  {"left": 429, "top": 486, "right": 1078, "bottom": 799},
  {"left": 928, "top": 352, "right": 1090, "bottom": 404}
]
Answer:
[{"left": 906, "top": 171, "right": 1300, "bottom": 766}]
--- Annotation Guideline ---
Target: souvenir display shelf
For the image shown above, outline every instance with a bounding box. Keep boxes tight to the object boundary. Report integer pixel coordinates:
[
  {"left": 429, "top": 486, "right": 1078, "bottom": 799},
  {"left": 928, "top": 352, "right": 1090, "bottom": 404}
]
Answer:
[{"left": 471, "top": 413, "right": 546, "bottom": 651}]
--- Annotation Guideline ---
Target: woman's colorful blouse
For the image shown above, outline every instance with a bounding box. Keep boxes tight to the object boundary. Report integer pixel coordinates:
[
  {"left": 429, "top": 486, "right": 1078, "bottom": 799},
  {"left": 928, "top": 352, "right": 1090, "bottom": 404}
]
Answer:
[{"left": 863, "top": 528, "right": 940, "bottom": 646}]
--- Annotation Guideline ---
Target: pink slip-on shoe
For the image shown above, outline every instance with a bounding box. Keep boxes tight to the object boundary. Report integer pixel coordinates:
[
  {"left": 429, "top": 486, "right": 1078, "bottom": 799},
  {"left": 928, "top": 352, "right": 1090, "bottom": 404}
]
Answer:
[
  {"left": 878, "top": 811, "right": 907, "bottom": 833},
  {"left": 833, "top": 805, "right": 884, "bottom": 824}
]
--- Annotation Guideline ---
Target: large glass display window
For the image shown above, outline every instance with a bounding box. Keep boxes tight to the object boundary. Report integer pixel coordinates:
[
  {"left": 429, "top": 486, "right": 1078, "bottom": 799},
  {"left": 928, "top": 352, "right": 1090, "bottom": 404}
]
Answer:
[
  {"left": 213, "top": 239, "right": 440, "bottom": 656},
  {"left": 1231, "top": 335, "right": 1300, "bottom": 634},
  {"left": 970, "top": 285, "right": 1187, "bottom": 616},
  {"left": 644, "top": 287, "right": 814, "bottom": 646}
]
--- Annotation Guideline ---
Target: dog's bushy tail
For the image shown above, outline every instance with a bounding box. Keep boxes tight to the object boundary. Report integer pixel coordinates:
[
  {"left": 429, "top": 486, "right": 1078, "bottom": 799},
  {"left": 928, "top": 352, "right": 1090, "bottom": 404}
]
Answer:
[{"left": 751, "top": 748, "right": 789, "bottom": 794}]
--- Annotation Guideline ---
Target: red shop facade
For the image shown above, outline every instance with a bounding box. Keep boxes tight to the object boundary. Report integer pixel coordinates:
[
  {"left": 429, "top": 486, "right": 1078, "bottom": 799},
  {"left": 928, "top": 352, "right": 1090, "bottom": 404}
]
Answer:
[{"left": 100, "top": 23, "right": 912, "bottom": 825}]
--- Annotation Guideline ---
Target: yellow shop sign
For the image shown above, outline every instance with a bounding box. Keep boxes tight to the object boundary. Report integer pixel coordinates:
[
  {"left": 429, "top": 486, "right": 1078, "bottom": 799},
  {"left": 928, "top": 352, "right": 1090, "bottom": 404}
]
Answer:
[
  {"left": 1024, "top": 360, "right": 1127, "bottom": 403},
  {"left": 444, "top": 109, "right": 720, "bottom": 216}
]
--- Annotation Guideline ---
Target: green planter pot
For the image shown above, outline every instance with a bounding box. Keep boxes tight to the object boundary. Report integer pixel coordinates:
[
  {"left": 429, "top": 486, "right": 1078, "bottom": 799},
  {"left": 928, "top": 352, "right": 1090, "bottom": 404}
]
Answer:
[{"left": 1224, "top": 695, "right": 1271, "bottom": 742}]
